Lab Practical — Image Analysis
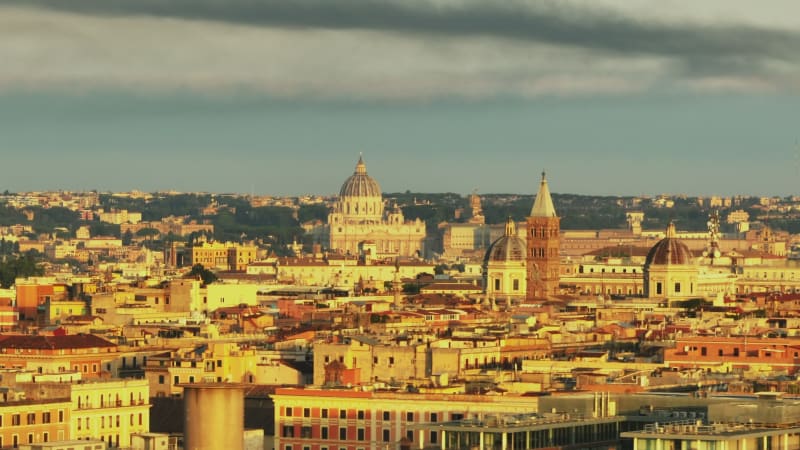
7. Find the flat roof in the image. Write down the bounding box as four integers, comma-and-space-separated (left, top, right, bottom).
622, 422, 800, 440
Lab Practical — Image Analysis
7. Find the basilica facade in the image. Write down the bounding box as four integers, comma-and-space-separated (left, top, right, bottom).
326, 157, 426, 258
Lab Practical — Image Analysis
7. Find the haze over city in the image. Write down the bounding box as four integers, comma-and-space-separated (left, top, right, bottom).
2, 0, 800, 196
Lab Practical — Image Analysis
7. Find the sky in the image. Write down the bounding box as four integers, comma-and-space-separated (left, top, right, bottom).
1, 0, 799, 197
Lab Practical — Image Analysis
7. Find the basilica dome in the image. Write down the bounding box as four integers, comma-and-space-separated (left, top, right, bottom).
645, 222, 693, 266
340, 156, 382, 198
485, 218, 526, 263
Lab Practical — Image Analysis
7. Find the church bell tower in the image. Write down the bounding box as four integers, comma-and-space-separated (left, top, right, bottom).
526, 172, 560, 299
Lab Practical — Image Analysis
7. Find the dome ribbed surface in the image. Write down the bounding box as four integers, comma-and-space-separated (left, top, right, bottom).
485, 235, 526, 263
339, 157, 382, 198
645, 238, 693, 266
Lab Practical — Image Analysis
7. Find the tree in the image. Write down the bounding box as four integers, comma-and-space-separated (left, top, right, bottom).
136, 227, 161, 241
122, 230, 134, 246
89, 222, 121, 238
186, 264, 217, 286
0, 252, 44, 288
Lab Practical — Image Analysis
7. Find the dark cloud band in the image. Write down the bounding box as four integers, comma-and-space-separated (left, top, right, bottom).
8, 0, 800, 78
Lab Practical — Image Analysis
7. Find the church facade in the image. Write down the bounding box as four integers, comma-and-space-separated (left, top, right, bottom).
327, 157, 426, 258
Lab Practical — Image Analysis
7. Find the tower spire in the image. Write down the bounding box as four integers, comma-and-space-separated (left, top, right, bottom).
530, 170, 557, 217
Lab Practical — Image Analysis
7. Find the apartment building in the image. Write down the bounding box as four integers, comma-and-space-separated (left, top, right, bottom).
664, 336, 800, 374
273, 388, 541, 450
70, 379, 151, 448
0, 335, 118, 379
0, 396, 70, 448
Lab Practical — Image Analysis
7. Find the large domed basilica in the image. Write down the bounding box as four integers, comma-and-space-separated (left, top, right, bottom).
327, 157, 426, 258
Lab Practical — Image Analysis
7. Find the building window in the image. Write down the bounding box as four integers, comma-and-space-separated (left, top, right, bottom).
59, 410, 64, 422
286, 407, 293, 417
283, 426, 295, 437
339, 410, 347, 419
406, 431, 414, 442
357, 429, 365, 441
357, 410, 365, 420
406, 412, 414, 422
339, 427, 347, 440
656, 282, 662, 295
701, 347, 707, 356
42, 412, 51, 424
301, 426, 312, 438
513, 279, 519, 291
322, 427, 329, 439
383, 429, 390, 442
43, 432, 49, 442
494, 279, 500, 290
430, 413, 438, 423
674, 282, 681, 293
173, 376, 179, 385
322, 409, 328, 418
304, 408, 311, 418
383, 411, 390, 421
12, 414, 20, 426
431, 431, 438, 444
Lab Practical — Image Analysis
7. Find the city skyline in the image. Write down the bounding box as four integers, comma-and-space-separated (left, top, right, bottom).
2, 1, 799, 196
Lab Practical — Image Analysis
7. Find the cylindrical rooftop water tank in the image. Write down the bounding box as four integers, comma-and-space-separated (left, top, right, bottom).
184, 384, 245, 450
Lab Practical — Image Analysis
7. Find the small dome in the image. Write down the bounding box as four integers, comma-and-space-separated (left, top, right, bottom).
339, 156, 382, 198
485, 218, 525, 263
645, 222, 693, 266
